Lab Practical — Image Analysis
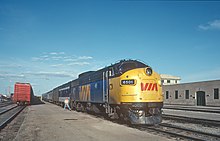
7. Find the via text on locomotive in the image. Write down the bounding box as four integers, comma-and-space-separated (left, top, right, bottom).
42, 60, 163, 124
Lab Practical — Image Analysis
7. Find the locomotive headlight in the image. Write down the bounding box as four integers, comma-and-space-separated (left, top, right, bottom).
145, 67, 153, 76
138, 110, 144, 117
133, 110, 144, 117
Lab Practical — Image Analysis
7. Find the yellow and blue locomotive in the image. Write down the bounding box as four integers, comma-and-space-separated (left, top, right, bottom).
107, 60, 163, 124
72, 59, 163, 124
45, 59, 163, 125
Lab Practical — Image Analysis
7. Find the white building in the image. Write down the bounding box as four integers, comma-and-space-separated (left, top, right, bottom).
160, 74, 181, 85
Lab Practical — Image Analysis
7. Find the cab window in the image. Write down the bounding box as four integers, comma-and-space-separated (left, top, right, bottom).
109, 67, 115, 77
118, 62, 136, 74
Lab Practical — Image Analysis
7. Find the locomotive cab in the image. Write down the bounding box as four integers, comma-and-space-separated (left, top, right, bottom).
109, 60, 163, 124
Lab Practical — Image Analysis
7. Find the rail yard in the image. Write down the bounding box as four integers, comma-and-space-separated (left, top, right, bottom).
1, 59, 220, 141
1, 100, 220, 141
1, 102, 170, 141
1, 0, 220, 140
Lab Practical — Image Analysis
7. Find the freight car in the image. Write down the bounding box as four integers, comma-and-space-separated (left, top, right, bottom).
44, 60, 163, 124
13, 82, 34, 105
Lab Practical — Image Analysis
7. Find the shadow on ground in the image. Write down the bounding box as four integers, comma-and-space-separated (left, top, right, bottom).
32, 96, 45, 105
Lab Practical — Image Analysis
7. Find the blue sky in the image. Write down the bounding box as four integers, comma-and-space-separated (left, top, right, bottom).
0, 0, 220, 96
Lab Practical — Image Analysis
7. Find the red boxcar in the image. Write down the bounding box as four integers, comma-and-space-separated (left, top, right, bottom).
13, 82, 34, 105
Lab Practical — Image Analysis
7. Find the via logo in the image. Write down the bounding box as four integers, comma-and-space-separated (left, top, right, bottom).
141, 83, 158, 91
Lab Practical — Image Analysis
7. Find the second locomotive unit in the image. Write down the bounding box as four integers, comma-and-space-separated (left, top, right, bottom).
43, 60, 163, 124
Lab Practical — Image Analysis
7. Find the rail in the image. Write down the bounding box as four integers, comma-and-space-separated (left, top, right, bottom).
144, 123, 220, 141
0, 105, 18, 115
162, 114, 220, 126
0, 101, 14, 108
163, 106, 220, 113
0, 106, 26, 130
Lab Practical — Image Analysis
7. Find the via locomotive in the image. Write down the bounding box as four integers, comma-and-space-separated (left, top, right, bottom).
42, 60, 163, 124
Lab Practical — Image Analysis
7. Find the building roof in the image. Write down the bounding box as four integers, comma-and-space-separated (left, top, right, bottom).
160, 74, 181, 80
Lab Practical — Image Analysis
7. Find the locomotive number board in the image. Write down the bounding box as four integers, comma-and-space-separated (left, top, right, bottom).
121, 79, 135, 85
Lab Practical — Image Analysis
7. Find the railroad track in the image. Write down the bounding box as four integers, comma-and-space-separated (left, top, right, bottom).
81, 108, 220, 141
0, 101, 14, 108
163, 107, 220, 114
0, 105, 18, 115
162, 114, 220, 127
124, 114, 220, 141
0, 105, 26, 130
144, 123, 220, 141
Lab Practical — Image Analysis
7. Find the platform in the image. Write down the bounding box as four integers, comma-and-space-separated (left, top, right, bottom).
14, 102, 172, 141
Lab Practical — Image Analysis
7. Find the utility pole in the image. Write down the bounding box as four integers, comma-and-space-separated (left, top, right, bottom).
8, 86, 10, 96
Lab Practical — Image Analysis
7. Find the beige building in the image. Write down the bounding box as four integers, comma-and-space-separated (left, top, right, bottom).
162, 80, 220, 106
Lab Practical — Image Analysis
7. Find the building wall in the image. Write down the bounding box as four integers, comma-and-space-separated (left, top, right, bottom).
162, 80, 220, 106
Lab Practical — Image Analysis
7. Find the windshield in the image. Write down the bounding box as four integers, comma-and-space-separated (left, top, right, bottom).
118, 62, 137, 74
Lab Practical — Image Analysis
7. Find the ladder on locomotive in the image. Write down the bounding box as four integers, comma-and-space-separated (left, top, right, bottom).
103, 71, 110, 114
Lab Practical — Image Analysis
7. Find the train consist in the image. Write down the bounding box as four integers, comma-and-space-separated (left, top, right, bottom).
42, 60, 163, 124
13, 82, 34, 105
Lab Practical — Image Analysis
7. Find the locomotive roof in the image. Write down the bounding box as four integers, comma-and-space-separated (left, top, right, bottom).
109, 59, 148, 68
78, 59, 148, 78
79, 71, 95, 78
47, 59, 149, 93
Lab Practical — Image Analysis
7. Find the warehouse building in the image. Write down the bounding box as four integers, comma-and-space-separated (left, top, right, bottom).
162, 80, 220, 106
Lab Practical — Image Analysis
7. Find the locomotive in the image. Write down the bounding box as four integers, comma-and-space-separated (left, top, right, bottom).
42, 60, 163, 124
